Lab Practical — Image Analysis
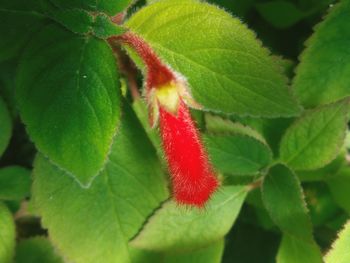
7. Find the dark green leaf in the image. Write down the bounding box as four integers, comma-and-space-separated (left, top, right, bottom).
304, 182, 340, 227
208, 0, 256, 17
32, 103, 168, 263
256, 1, 305, 29
163, 239, 224, 263
93, 14, 126, 39
126, 0, 301, 117
0, 61, 18, 118
326, 167, 350, 215
50, 0, 132, 16
15, 237, 64, 263
222, 222, 280, 263
0, 0, 47, 61
0, 166, 31, 201
0, 97, 11, 156
44, 6, 93, 34
16, 24, 121, 186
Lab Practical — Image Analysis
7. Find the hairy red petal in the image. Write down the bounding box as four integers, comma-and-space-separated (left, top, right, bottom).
159, 100, 219, 207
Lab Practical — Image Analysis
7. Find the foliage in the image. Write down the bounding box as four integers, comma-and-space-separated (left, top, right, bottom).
0, 0, 349, 262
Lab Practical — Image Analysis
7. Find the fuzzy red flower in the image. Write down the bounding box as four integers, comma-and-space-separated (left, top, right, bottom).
114, 32, 219, 207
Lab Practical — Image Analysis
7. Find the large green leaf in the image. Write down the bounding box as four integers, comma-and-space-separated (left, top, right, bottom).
126, 0, 301, 117
0, 97, 11, 156
130, 186, 247, 252
15, 237, 64, 263
293, 0, 350, 107
32, 103, 168, 263
0, 166, 31, 201
325, 221, 350, 263
50, 0, 132, 16
0, 202, 15, 263
277, 234, 323, 263
279, 100, 348, 170
16, 24, 121, 186
262, 164, 315, 242
0, 0, 47, 61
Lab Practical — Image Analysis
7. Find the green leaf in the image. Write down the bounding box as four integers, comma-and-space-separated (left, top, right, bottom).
0, 202, 15, 263
93, 14, 126, 39
0, 97, 11, 156
0, 166, 31, 201
279, 100, 348, 171
15, 237, 64, 263
222, 222, 280, 263
50, 0, 132, 16
326, 167, 350, 215
277, 234, 323, 263
129, 249, 162, 263
262, 164, 315, 243
205, 114, 267, 144
163, 239, 224, 263
263, 165, 323, 262
40, 1, 125, 38
297, 152, 345, 182
204, 134, 272, 176
130, 240, 224, 263
304, 182, 340, 227
239, 117, 294, 156
32, 102, 168, 263
126, 0, 301, 118
0, 0, 47, 61
42, 3, 94, 35
293, 0, 350, 108
0, 61, 18, 118
256, 1, 305, 29
130, 186, 247, 251
16, 24, 121, 186
325, 221, 350, 263
207, 0, 256, 17
132, 99, 161, 154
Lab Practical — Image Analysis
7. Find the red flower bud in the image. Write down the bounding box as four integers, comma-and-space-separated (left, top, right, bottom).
159, 100, 219, 206
114, 32, 219, 207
